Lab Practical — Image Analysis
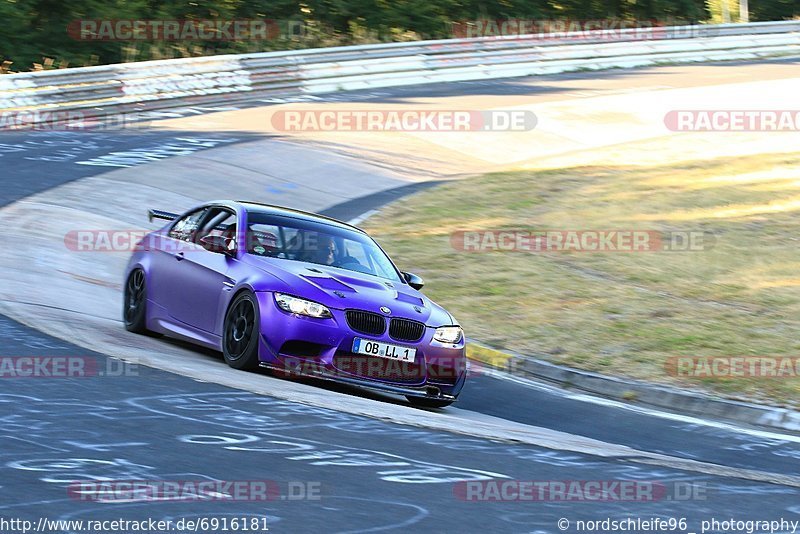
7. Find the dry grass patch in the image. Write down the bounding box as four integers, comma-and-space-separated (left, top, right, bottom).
364, 152, 800, 407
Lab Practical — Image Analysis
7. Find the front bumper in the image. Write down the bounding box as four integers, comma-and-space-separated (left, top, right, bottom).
258, 361, 460, 400
255, 292, 467, 399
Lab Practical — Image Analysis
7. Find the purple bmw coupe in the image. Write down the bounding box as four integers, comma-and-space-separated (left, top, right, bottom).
123, 200, 466, 407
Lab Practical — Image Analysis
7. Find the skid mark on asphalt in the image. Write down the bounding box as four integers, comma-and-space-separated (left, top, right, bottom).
2, 369, 799, 530
3, 294, 800, 489
134, 392, 800, 489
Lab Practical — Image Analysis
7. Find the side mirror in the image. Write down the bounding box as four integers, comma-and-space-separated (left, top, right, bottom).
200, 235, 235, 256
402, 271, 424, 291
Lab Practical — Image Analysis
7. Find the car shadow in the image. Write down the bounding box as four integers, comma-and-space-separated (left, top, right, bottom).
154, 335, 436, 409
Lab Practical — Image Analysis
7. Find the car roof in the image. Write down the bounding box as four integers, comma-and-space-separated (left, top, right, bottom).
229, 200, 366, 234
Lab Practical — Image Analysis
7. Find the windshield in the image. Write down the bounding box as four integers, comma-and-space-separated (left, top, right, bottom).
244, 212, 403, 283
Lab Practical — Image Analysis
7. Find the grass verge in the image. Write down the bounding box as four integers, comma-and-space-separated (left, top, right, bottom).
363, 152, 800, 407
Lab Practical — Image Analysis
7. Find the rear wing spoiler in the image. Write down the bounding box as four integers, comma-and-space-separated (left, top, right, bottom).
148, 209, 179, 223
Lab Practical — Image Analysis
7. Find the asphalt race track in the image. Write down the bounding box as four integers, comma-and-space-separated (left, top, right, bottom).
2, 62, 800, 533
3, 315, 800, 532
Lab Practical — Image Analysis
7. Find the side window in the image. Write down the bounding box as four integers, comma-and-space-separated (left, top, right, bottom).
168, 209, 207, 242
198, 209, 237, 241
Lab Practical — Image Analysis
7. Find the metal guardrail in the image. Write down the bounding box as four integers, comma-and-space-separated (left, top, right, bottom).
1, 20, 799, 122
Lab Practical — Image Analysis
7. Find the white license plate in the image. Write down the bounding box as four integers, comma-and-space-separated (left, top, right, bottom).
352, 338, 416, 363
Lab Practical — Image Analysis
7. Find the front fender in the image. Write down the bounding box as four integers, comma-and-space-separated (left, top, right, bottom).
213, 257, 292, 336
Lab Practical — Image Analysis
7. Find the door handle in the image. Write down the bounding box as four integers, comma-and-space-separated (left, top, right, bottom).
175, 252, 185, 261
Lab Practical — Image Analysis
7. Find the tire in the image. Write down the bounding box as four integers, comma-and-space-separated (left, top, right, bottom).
406, 396, 454, 409
222, 292, 261, 370
123, 269, 149, 334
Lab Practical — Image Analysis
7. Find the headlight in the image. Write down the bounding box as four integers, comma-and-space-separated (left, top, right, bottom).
274, 293, 332, 318
433, 326, 463, 344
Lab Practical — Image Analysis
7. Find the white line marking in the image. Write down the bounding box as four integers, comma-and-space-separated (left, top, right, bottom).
348, 209, 378, 226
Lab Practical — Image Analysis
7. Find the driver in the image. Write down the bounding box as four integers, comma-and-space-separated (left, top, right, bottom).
314, 234, 337, 266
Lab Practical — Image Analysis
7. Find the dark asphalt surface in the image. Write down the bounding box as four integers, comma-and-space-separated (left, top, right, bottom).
458, 374, 800, 476
3, 63, 800, 532
2, 314, 799, 533
0, 130, 260, 206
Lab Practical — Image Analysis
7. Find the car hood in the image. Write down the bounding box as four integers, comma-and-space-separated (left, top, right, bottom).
241, 255, 455, 326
